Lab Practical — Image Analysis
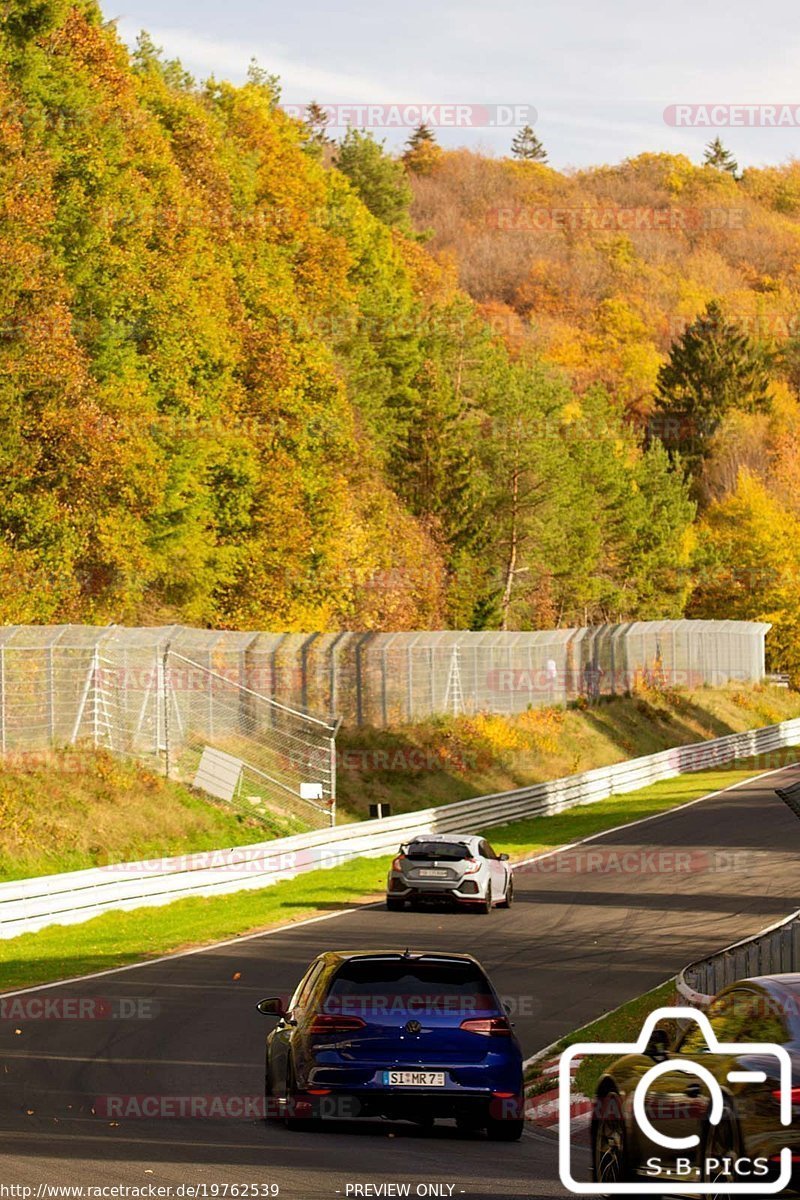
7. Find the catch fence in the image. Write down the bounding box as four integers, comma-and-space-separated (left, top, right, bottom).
0, 620, 771, 741
0, 626, 338, 829
0, 620, 771, 824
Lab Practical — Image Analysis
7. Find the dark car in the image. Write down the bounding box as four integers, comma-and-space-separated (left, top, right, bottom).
385, 834, 513, 912
257, 949, 524, 1139
590, 974, 800, 1190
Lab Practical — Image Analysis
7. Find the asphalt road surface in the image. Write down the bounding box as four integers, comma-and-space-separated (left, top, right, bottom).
1, 763, 799, 1200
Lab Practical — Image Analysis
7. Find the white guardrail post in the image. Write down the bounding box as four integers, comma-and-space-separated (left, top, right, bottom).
1, 716, 799, 940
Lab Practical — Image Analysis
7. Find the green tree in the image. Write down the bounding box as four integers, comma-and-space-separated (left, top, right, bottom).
510, 125, 547, 162
334, 129, 412, 227
482, 363, 567, 628
245, 59, 280, 106
302, 100, 333, 154
0, 0, 716, 635
654, 301, 774, 482
703, 136, 738, 176
402, 123, 442, 175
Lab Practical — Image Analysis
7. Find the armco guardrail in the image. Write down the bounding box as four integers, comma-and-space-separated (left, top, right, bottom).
678, 908, 800, 1007
2, 717, 799, 941
675, 776, 800, 1006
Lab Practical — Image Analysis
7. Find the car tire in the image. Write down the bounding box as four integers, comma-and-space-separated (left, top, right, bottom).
386, 897, 405, 911
592, 1089, 634, 1183
486, 1116, 524, 1141
284, 1060, 318, 1132
498, 874, 514, 908
702, 1106, 743, 1192
478, 884, 492, 914
264, 1064, 280, 1124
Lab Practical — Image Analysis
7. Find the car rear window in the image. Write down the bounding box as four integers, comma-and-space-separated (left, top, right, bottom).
324, 958, 496, 1017
405, 841, 472, 861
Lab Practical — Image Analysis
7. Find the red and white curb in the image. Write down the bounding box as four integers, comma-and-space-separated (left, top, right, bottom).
525, 1054, 593, 1135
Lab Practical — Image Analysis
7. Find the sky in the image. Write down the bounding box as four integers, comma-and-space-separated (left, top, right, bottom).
113, 0, 800, 170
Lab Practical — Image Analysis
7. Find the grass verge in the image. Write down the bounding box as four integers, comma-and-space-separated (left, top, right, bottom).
524, 980, 679, 1101
337, 683, 800, 818
0, 749, 295, 882
0, 750, 791, 995
3, 684, 797, 881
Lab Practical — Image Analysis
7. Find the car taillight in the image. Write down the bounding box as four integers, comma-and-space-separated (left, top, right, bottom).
308, 1014, 366, 1034
391, 855, 405, 870
773, 1087, 800, 1103
460, 1017, 512, 1036
462, 858, 481, 874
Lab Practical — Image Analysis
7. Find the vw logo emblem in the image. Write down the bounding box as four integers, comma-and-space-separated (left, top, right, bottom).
405, 1019, 422, 1035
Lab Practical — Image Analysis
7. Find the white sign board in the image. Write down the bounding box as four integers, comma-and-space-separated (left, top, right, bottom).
194, 747, 243, 802
300, 781, 324, 801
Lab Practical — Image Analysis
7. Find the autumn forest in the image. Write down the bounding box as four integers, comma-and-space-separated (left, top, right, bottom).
4, 1, 800, 677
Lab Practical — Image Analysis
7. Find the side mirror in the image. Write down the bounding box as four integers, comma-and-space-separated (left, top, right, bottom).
645, 1028, 670, 1061
256, 996, 287, 1018
499, 853, 510, 861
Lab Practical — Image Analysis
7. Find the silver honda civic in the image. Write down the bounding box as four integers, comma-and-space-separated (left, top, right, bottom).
385, 834, 513, 913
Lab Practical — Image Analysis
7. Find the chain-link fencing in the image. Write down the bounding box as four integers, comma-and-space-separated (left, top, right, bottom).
0, 618, 770, 785
219, 620, 765, 725
337, 620, 770, 724
0, 626, 338, 829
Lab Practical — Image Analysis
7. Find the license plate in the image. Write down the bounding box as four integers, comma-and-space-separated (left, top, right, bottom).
417, 868, 447, 878
382, 1071, 446, 1087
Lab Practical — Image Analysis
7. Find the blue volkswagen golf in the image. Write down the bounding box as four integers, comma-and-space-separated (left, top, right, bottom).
257, 949, 524, 1139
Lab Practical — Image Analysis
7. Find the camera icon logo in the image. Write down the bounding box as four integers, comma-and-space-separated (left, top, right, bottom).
558, 1006, 794, 1195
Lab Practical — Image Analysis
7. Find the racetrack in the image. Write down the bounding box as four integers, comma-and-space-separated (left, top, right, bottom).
2, 763, 800, 1199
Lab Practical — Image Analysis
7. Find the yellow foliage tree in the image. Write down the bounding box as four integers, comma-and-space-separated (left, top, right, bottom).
690, 471, 800, 681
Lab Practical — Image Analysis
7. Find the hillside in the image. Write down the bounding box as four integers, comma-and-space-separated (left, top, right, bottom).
410, 150, 800, 414
0, 0, 693, 639
410, 151, 800, 675
4, 683, 799, 880
0, 748, 274, 880
336, 682, 800, 817
2, 1, 800, 680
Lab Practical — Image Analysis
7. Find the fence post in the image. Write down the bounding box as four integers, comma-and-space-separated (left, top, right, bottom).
162, 650, 170, 779
301, 633, 320, 713
47, 646, 55, 746
329, 632, 347, 719
406, 633, 423, 722
92, 646, 100, 749
380, 634, 400, 727
329, 717, 342, 828
208, 648, 214, 742
355, 634, 371, 727
0, 645, 5, 755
